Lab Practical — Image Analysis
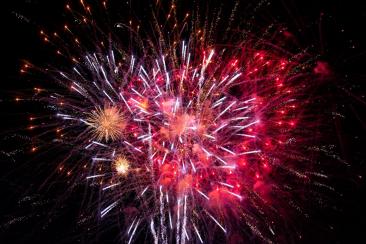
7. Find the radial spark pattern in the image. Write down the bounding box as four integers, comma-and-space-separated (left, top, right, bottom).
21, 1, 321, 243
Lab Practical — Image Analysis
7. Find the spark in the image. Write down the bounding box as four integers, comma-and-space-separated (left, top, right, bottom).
100, 201, 118, 218
195, 189, 210, 200
86, 174, 105, 179
102, 183, 121, 191
193, 223, 204, 243
207, 212, 227, 234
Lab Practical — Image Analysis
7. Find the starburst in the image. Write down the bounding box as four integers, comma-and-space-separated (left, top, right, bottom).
114, 156, 130, 176
86, 105, 125, 141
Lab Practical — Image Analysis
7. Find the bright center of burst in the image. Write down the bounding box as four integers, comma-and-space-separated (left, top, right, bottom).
114, 157, 130, 175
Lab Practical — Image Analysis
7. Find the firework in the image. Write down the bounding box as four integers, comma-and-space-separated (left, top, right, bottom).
22, 0, 322, 243
114, 156, 130, 176
86, 105, 126, 141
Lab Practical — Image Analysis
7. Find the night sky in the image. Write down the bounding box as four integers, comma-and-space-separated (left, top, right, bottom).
1, 0, 366, 243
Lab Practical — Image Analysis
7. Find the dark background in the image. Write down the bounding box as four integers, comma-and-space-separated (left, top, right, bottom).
1, 0, 366, 243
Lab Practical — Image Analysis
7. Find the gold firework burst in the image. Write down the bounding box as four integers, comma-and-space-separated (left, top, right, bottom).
114, 156, 130, 176
87, 105, 126, 141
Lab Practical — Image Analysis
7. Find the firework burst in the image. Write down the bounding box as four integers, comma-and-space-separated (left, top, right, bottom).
20, 0, 327, 243
86, 105, 126, 141
114, 156, 130, 176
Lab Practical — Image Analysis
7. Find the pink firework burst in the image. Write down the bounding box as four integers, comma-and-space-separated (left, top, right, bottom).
20, 1, 322, 243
